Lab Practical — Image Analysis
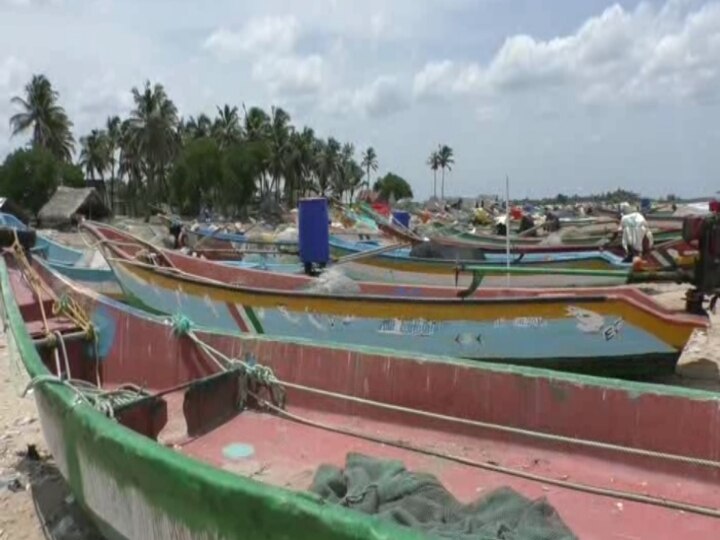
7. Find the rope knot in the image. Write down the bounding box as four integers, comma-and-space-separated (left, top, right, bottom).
55, 293, 71, 313
171, 313, 193, 336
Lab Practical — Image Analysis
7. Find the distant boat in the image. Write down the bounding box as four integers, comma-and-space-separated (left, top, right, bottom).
0, 212, 121, 297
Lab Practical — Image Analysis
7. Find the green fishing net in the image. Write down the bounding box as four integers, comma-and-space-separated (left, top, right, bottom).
311, 453, 576, 540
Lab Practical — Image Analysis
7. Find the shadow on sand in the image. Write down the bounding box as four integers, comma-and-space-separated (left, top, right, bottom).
645, 358, 720, 392
14, 449, 104, 540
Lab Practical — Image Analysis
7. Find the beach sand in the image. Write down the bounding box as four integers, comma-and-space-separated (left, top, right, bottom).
0, 282, 717, 538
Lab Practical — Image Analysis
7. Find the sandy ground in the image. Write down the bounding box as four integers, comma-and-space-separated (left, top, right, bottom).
0, 333, 103, 539
0, 282, 718, 538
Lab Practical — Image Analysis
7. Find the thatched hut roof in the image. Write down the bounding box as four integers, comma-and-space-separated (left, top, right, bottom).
38, 186, 110, 229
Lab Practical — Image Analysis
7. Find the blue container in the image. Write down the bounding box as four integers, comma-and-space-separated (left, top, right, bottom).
298, 198, 329, 265
392, 210, 410, 229
640, 198, 651, 210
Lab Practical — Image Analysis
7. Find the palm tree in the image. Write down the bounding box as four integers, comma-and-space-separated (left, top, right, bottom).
339, 145, 364, 203
285, 126, 318, 201
118, 119, 143, 215
427, 150, 440, 199
316, 137, 340, 196
360, 147, 378, 191
243, 105, 271, 141
79, 129, 110, 185
333, 142, 355, 201
182, 114, 213, 140
126, 81, 180, 204
437, 144, 454, 200
10, 74, 75, 161
267, 106, 292, 199
105, 116, 121, 212
212, 104, 242, 148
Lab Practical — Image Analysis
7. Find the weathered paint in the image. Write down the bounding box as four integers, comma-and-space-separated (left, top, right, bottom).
112, 259, 685, 369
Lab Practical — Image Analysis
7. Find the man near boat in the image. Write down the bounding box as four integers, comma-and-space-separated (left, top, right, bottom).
619, 203, 654, 262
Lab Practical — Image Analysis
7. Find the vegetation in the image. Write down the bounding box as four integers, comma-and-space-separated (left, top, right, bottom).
4, 74, 396, 217
360, 147, 378, 191
9, 75, 75, 162
437, 144, 454, 201
427, 150, 440, 199
0, 148, 84, 216
373, 172, 413, 201
543, 189, 641, 205
426, 144, 453, 200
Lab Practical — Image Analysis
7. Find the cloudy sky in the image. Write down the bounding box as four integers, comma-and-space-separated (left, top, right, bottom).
1, 0, 719, 199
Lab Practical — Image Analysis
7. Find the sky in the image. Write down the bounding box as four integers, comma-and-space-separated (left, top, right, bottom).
1, 0, 720, 199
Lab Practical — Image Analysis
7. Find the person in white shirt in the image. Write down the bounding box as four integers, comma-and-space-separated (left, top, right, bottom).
619, 204, 653, 262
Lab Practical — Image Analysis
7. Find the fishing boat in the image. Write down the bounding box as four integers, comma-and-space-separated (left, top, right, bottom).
0, 212, 122, 297
83, 221, 708, 377
184, 225, 299, 261
329, 236, 635, 272
2, 243, 720, 539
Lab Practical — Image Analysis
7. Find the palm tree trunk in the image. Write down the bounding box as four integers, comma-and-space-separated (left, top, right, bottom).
433, 170, 437, 199
110, 160, 115, 214
441, 167, 445, 201
99, 171, 107, 208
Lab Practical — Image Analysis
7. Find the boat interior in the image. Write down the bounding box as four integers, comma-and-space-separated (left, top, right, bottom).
5, 251, 720, 538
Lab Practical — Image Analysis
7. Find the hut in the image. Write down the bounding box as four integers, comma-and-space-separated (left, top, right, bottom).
38, 187, 110, 229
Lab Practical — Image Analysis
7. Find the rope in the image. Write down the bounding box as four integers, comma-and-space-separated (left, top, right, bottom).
171, 313, 720, 470
54, 331, 72, 380
253, 394, 720, 519
8, 229, 99, 381
170, 313, 285, 408
10, 230, 51, 336
52, 293, 94, 339
23, 375, 145, 419
279, 381, 720, 469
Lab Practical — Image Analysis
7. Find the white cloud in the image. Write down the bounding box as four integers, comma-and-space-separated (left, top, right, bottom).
412, 60, 455, 98
370, 12, 387, 40
203, 15, 298, 59
0, 56, 27, 89
325, 75, 408, 118
252, 54, 324, 95
353, 75, 408, 117
413, 2, 720, 106
203, 15, 325, 97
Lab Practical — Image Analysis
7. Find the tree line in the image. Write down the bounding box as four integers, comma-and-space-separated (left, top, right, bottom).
2, 74, 456, 218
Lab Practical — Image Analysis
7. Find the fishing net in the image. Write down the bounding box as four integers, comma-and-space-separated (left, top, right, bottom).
311, 453, 576, 540
305, 268, 361, 295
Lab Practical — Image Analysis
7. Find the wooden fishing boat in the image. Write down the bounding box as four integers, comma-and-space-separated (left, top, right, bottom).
85, 222, 643, 295
444, 226, 682, 252
184, 226, 299, 261
0, 213, 122, 297
2, 245, 720, 539
330, 236, 635, 272
84, 221, 708, 377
